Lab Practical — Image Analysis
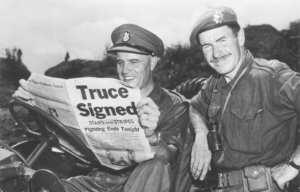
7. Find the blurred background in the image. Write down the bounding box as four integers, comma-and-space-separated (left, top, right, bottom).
0, 0, 299, 145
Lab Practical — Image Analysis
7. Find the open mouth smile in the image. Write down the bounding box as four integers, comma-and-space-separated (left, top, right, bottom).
123, 76, 135, 82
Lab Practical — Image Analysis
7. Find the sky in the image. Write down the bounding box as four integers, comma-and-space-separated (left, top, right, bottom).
0, 0, 299, 74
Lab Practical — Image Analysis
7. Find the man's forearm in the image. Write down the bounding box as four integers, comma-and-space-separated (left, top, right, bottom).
271, 142, 300, 189
189, 105, 208, 136
291, 144, 300, 166
147, 131, 176, 161
189, 105, 211, 180
150, 142, 177, 163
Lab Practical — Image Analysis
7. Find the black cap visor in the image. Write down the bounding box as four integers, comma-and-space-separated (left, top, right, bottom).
107, 43, 155, 56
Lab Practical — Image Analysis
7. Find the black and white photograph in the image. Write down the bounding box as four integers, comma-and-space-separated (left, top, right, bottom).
0, 0, 300, 191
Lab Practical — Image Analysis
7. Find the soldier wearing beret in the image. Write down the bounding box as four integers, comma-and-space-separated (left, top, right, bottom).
189, 6, 300, 191
13, 24, 189, 192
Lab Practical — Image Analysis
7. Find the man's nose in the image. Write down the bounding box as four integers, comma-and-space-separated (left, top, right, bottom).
122, 62, 131, 74
212, 47, 223, 58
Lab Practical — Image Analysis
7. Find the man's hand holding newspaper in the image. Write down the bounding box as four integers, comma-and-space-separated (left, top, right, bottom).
13, 79, 34, 101
136, 98, 161, 143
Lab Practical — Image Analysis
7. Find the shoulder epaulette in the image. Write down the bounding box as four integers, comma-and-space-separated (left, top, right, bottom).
165, 88, 186, 101
255, 58, 289, 75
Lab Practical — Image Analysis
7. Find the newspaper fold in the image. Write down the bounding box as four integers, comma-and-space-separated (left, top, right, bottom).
27, 73, 154, 170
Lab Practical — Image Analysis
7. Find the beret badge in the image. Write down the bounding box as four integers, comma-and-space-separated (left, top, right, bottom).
122, 32, 130, 42
213, 12, 223, 24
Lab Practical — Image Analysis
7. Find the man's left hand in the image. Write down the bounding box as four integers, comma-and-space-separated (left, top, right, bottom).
271, 162, 299, 190
136, 97, 160, 138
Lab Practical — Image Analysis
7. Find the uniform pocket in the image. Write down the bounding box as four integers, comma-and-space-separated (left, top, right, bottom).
244, 166, 269, 191
228, 105, 263, 154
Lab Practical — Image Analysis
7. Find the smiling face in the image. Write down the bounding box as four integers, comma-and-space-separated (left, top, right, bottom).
116, 52, 157, 98
198, 25, 245, 82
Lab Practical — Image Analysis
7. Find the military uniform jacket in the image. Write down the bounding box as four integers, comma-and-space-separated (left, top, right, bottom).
191, 51, 300, 171
148, 83, 189, 158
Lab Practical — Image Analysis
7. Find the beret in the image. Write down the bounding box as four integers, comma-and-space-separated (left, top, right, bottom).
190, 6, 239, 45
107, 24, 164, 57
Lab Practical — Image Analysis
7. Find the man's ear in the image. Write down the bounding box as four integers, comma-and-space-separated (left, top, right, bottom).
150, 56, 158, 71
237, 28, 245, 47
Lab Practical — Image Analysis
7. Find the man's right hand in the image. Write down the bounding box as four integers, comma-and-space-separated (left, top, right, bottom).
190, 133, 211, 180
12, 79, 34, 100
189, 105, 211, 180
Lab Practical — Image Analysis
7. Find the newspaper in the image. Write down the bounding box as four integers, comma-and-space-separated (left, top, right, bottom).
26, 73, 154, 170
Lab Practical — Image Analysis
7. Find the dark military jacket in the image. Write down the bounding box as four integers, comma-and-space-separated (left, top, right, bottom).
149, 83, 189, 156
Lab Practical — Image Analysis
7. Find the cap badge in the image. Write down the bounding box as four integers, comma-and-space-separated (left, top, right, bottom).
213, 12, 223, 24
122, 32, 130, 42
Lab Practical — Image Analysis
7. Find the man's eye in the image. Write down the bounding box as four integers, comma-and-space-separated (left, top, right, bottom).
202, 45, 210, 50
218, 39, 225, 43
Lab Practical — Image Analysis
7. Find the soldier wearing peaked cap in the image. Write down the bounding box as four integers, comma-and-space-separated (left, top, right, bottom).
13, 24, 190, 192
189, 6, 300, 192
65, 24, 189, 192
